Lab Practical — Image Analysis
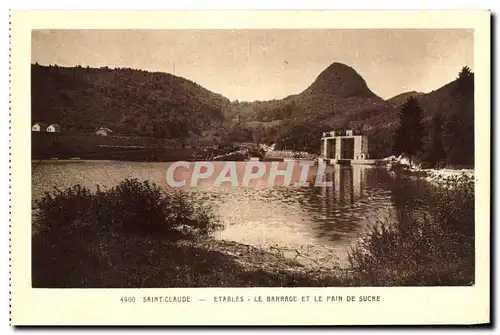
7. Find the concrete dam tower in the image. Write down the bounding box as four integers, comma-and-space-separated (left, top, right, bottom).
320, 130, 375, 165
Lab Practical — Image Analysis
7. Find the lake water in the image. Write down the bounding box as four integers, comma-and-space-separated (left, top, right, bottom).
32, 161, 430, 267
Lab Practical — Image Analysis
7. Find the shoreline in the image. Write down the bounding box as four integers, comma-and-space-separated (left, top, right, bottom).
182, 239, 345, 276
400, 167, 474, 186
32, 226, 348, 287
32, 209, 345, 275
382, 155, 474, 186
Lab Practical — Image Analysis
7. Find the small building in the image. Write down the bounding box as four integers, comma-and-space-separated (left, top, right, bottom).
95, 127, 113, 136
46, 124, 61, 133
32, 122, 47, 132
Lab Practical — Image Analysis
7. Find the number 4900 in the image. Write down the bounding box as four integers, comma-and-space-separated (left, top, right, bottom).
120, 296, 136, 303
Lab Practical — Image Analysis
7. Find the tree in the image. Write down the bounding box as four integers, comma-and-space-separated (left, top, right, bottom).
443, 100, 475, 167
458, 65, 472, 79
422, 113, 446, 168
441, 66, 475, 167
392, 97, 424, 166
456, 66, 474, 96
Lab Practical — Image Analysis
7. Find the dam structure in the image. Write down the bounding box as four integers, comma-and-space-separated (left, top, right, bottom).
319, 130, 377, 165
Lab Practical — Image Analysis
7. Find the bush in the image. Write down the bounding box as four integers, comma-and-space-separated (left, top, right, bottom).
97, 179, 172, 235
35, 178, 222, 239
37, 184, 97, 237
347, 175, 474, 286
33, 179, 223, 287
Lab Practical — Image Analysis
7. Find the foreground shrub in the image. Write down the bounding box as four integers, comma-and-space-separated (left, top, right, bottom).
347, 217, 473, 286
347, 176, 474, 286
36, 178, 222, 239
33, 179, 224, 287
36, 184, 97, 238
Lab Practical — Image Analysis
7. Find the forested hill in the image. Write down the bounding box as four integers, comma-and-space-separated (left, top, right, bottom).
31, 64, 231, 138
222, 62, 397, 156
229, 62, 390, 124
31, 63, 474, 165
31, 62, 392, 146
346, 70, 474, 165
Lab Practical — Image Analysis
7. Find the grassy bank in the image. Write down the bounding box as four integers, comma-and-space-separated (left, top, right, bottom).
33, 235, 347, 287
32, 177, 474, 287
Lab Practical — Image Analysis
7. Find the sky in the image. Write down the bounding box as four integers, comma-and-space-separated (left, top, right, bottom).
32, 29, 473, 101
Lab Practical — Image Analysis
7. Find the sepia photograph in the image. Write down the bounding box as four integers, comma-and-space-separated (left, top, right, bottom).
9, 10, 490, 326
30, 28, 475, 288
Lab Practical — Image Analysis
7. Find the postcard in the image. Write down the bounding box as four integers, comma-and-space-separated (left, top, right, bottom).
10, 10, 490, 325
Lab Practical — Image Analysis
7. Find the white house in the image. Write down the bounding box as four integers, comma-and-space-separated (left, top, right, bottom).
46, 124, 61, 133
32, 122, 47, 132
95, 127, 113, 136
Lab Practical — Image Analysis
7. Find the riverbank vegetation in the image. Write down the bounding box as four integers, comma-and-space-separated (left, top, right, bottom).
33, 175, 474, 287
348, 174, 474, 285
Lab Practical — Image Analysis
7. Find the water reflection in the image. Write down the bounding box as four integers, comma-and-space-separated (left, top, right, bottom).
304, 165, 394, 242
210, 165, 396, 264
